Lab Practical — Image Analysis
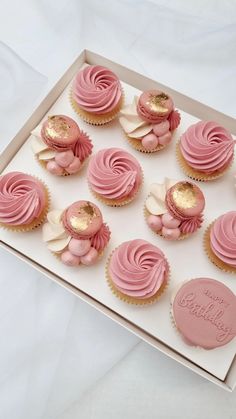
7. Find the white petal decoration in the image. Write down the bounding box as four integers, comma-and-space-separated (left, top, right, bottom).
120, 96, 139, 116
146, 178, 178, 215
47, 237, 71, 253
145, 195, 166, 215
165, 177, 177, 190
119, 96, 152, 137
128, 124, 152, 138
119, 115, 146, 134
38, 149, 56, 160
42, 223, 69, 242
150, 183, 167, 202
31, 135, 48, 154
31, 123, 42, 139
47, 209, 64, 226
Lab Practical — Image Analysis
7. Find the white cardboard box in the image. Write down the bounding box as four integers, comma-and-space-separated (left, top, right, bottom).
1, 50, 236, 391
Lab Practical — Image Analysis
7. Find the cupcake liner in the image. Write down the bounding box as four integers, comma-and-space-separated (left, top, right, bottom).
105, 249, 170, 305
143, 205, 189, 241
176, 141, 233, 182
0, 180, 50, 232
88, 170, 144, 208
125, 132, 166, 154
203, 223, 236, 274
70, 89, 125, 126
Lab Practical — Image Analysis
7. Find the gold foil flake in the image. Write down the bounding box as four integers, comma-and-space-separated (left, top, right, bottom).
70, 215, 89, 231
172, 182, 197, 209
69, 202, 97, 232
80, 202, 97, 217
46, 116, 70, 139
146, 93, 169, 114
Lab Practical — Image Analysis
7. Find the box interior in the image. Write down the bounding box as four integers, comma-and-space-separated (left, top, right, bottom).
1, 51, 235, 388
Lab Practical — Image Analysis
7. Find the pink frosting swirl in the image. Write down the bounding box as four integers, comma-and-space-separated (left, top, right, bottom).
168, 110, 181, 131
0, 172, 46, 226
109, 239, 168, 299
72, 130, 93, 162
210, 211, 236, 267
180, 216, 203, 234
87, 148, 142, 201
90, 223, 111, 252
180, 121, 235, 174
72, 65, 122, 115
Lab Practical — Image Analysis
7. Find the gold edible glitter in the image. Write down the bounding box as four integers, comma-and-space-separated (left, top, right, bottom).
69, 202, 97, 232
172, 182, 197, 209
46, 116, 70, 139
146, 93, 169, 114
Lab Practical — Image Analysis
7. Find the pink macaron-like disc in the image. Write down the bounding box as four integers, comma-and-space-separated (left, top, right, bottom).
167, 181, 205, 218
137, 90, 174, 124
41, 115, 80, 151
172, 278, 236, 349
62, 200, 103, 239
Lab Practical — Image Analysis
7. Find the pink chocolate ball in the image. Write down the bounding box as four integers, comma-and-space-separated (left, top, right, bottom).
68, 238, 91, 256
153, 120, 170, 137
61, 250, 80, 266
80, 247, 99, 266
162, 226, 181, 240
141, 133, 158, 151
55, 150, 74, 168
159, 132, 172, 146
147, 214, 162, 232
162, 212, 181, 229
66, 156, 81, 174
46, 160, 64, 175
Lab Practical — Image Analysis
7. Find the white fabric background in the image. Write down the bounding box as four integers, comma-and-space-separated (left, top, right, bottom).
0, 1, 236, 418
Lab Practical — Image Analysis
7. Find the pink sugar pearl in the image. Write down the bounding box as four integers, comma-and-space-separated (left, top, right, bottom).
68, 238, 91, 256
61, 250, 80, 266
162, 226, 180, 240
159, 132, 172, 146
55, 149, 74, 168
147, 214, 162, 232
65, 156, 81, 174
80, 247, 99, 266
153, 120, 170, 137
162, 213, 181, 229
46, 160, 64, 175
141, 133, 158, 151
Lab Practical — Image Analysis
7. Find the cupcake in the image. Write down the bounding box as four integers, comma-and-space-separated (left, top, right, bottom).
87, 147, 142, 206
106, 239, 169, 304
171, 278, 236, 349
145, 178, 205, 240
177, 121, 235, 181
119, 90, 181, 153
31, 115, 93, 176
204, 211, 236, 273
70, 65, 123, 125
0, 171, 49, 231
43, 200, 111, 266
